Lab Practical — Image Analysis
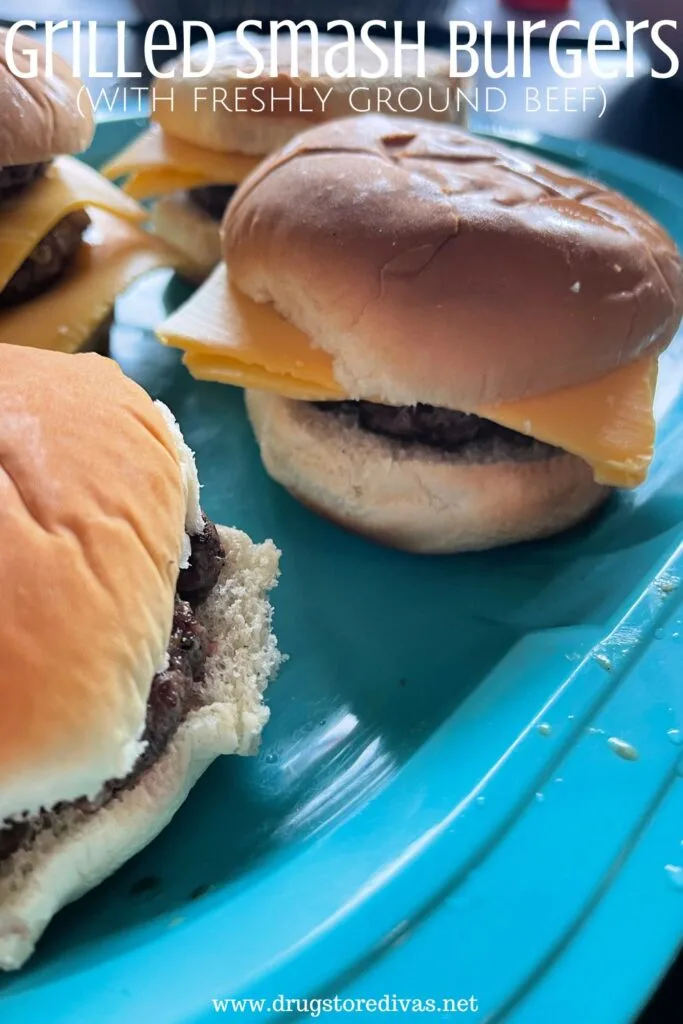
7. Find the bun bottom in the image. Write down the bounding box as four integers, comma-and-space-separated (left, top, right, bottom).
0, 526, 280, 971
150, 193, 222, 284
246, 390, 610, 554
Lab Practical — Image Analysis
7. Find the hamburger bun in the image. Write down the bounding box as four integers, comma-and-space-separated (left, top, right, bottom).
246, 390, 609, 553
0, 27, 93, 164
0, 346, 187, 823
151, 193, 223, 283
224, 115, 683, 409
0, 346, 280, 967
154, 32, 464, 156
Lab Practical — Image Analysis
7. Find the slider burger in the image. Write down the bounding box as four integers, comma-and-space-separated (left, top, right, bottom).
0, 28, 183, 354
102, 32, 465, 282
158, 116, 683, 553
0, 345, 280, 969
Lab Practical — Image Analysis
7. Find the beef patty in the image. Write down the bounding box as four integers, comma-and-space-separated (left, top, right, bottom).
315, 400, 558, 459
188, 184, 238, 222
0, 210, 91, 308
0, 161, 49, 203
0, 518, 226, 864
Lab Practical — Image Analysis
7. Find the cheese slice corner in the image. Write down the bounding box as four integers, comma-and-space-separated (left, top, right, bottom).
158, 264, 345, 401
158, 265, 659, 489
124, 168, 216, 201
478, 356, 658, 489
0, 209, 184, 354
101, 125, 261, 200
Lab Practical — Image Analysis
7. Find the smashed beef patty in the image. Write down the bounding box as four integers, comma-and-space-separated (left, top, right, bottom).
0, 161, 49, 203
0, 210, 91, 308
0, 519, 226, 863
316, 400, 559, 459
188, 184, 238, 222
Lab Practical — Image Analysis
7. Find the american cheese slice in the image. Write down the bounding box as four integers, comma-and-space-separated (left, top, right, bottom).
478, 357, 658, 488
183, 352, 344, 402
0, 156, 146, 291
158, 264, 345, 400
0, 209, 184, 354
101, 125, 260, 199
125, 168, 216, 201
157, 266, 658, 488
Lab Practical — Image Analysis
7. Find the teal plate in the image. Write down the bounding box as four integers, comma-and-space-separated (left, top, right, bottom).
1, 118, 683, 1023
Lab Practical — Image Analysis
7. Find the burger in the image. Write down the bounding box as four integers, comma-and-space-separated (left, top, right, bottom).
102, 32, 465, 282
0, 28, 183, 354
158, 115, 683, 554
0, 345, 280, 970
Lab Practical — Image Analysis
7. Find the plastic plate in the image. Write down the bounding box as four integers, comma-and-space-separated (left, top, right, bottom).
1, 117, 683, 1024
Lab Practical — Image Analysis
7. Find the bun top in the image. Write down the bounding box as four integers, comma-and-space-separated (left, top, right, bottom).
0, 28, 93, 165
154, 32, 460, 156
0, 346, 186, 823
223, 115, 683, 408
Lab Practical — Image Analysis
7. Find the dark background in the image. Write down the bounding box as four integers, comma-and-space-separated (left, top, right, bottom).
0, 1, 679, 1019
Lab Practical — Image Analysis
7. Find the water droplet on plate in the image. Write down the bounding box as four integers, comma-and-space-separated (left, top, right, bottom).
476, 795, 486, 807
535, 792, 545, 803
555, 777, 564, 784
607, 737, 639, 762
654, 628, 665, 640
664, 864, 683, 890
567, 714, 575, 721
264, 752, 277, 764
667, 728, 683, 745
537, 722, 552, 737
587, 726, 605, 736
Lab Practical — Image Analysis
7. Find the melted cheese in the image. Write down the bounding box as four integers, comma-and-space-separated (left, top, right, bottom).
0, 210, 183, 353
157, 266, 658, 488
102, 125, 260, 199
0, 156, 146, 291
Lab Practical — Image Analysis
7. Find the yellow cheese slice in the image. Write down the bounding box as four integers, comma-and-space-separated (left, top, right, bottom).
157, 266, 658, 488
0, 209, 183, 353
478, 357, 658, 488
0, 156, 146, 292
183, 352, 344, 402
125, 168, 216, 201
101, 125, 260, 199
158, 264, 345, 400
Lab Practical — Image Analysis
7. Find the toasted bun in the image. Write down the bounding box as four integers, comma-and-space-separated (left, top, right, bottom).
0, 28, 93, 164
154, 32, 464, 155
0, 347, 187, 824
246, 390, 609, 553
0, 525, 281, 970
150, 193, 222, 283
225, 115, 683, 408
